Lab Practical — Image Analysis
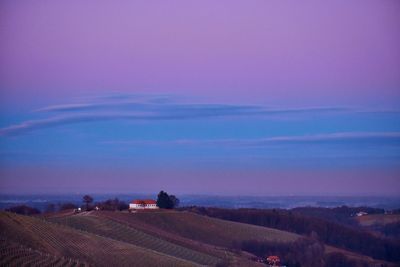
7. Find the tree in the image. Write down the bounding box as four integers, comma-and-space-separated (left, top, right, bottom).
169, 195, 180, 208
157, 191, 171, 209
156, 191, 180, 209
83, 195, 94, 211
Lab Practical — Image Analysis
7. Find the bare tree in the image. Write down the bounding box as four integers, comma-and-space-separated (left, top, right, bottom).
83, 195, 93, 211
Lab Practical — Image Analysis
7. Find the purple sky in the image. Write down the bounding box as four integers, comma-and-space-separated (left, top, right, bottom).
0, 1, 399, 195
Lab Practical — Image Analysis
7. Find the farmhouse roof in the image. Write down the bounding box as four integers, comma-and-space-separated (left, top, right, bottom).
132, 199, 157, 204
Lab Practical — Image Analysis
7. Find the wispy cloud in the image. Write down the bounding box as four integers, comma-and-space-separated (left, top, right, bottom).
253, 132, 400, 144
34, 94, 178, 112
102, 132, 400, 147
0, 94, 349, 136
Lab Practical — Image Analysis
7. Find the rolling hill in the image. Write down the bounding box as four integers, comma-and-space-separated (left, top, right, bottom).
47, 213, 220, 266
0, 211, 205, 267
1, 210, 270, 266
1, 209, 397, 266
95, 210, 300, 247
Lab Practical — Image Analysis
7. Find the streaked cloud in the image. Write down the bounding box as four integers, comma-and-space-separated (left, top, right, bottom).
0, 94, 349, 136
102, 132, 400, 147
34, 94, 178, 112
252, 132, 400, 145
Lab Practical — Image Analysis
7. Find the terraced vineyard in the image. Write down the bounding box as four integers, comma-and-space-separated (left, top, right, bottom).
0, 212, 201, 267
48, 214, 220, 266
97, 210, 300, 247
0, 239, 86, 267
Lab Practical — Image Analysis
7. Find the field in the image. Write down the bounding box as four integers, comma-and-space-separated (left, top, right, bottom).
356, 214, 400, 227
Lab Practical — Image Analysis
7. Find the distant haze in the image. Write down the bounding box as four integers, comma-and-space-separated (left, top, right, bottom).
0, 1, 399, 195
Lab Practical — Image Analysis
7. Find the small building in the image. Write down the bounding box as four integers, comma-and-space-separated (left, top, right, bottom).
129, 199, 158, 210
356, 211, 368, 217
266, 255, 281, 266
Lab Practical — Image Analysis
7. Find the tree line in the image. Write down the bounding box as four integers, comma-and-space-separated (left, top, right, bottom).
5, 191, 180, 214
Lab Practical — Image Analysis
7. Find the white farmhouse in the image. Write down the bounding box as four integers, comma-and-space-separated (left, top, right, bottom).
129, 199, 159, 210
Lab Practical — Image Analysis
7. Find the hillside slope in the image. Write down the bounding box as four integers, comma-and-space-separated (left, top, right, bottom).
48, 211, 268, 266
4, 209, 393, 266
0, 239, 86, 267
185, 207, 400, 266
47, 213, 220, 266
96, 210, 300, 247
0, 212, 201, 267
96, 210, 396, 266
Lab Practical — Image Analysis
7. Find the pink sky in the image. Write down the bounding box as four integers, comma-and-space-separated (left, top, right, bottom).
1, 1, 399, 107
0, 1, 399, 195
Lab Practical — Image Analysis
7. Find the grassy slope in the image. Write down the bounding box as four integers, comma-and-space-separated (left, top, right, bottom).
0, 212, 199, 267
